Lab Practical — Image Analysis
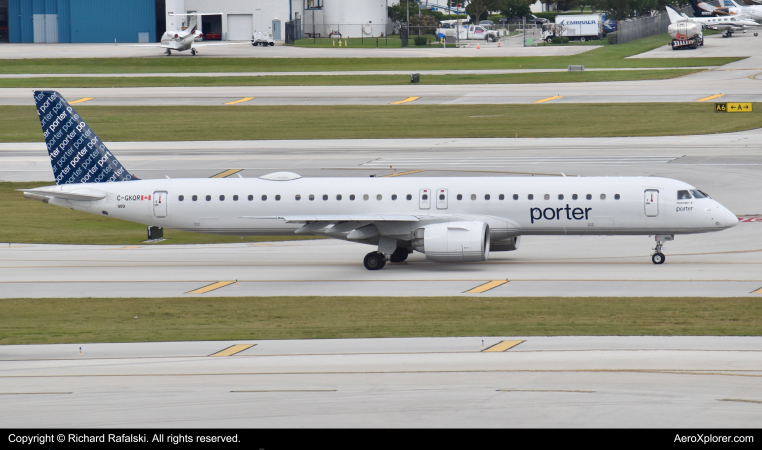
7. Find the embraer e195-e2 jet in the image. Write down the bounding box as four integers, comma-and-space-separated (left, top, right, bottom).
23, 91, 738, 270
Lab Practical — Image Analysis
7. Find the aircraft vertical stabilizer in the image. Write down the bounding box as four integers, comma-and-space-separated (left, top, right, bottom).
33, 91, 136, 185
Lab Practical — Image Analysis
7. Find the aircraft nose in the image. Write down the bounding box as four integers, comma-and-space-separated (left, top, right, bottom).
713, 204, 738, 228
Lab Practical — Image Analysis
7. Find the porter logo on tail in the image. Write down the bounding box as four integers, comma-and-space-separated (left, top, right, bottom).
34, 90, 137, 185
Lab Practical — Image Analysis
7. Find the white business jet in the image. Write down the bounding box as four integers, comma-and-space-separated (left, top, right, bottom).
115, 13, 251, 56
667, 4, 759, 37
24, 91, 738, 270
718, 0, 762, 23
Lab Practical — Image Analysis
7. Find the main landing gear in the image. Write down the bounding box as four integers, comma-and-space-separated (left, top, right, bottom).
651, 235, 673, 265
165, 49, 172, 56
363, 248, 411, 270
191, 48, 197, 56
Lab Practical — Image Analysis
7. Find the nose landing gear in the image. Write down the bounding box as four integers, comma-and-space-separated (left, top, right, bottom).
164, 49, 172, 56
191, 48, 197, 56
651, 235, 673, 265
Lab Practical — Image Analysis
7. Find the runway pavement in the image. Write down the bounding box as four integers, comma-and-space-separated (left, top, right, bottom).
1, 336, 760, 427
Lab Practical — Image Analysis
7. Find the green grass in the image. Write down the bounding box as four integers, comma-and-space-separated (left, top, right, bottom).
3, 103, 761, 143
0, 69, 702, 88
290, 34, 439, 48
0, 182, 320, 245
1, 296, 759, 344
0, 34, 740, 74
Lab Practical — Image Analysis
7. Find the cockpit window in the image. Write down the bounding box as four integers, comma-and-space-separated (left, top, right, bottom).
690, 189, 707, 199
699, 190, 711, 198
677, 190, 692, 200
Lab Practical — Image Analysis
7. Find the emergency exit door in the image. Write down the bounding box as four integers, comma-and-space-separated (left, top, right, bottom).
153, 191, 168, 218
419, 189, 431, 209
436, 189, 448, 209
644, 189, 659, 217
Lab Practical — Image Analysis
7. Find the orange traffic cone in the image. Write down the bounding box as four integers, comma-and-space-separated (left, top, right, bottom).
498, 41, 501, 47
477, 43, 480, 49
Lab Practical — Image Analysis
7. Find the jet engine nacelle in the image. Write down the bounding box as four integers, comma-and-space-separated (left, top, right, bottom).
412, 221, 490, 263
669, 22, 701, 39
490, 236, 521, 252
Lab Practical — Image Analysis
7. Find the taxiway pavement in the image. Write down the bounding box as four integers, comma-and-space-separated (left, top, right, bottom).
1, 336, 760, 427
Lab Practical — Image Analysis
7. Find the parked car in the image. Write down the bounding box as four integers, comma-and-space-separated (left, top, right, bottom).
504, 14, 548, 26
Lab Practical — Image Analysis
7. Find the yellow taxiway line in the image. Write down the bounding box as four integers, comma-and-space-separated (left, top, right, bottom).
210, 169, 243, 178
482, 340, 525, 352
389, 96, 420, 105
209, 344, 255, 357
752, 287, 762, 294
186, 280, 236, 294
696, 94, 725, 102
533, 95, 563, 103
68, 97, 93, 104
225, 97, 255, 105
383, 170, 425, 177
465, 280, 509, 293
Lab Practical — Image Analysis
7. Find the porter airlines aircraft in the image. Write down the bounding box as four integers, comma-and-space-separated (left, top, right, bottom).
24, 91, 738, 270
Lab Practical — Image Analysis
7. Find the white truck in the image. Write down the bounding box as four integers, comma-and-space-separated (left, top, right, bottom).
252, 31, 274, 46
542, 14, 604, 42
435, 23, 500, 42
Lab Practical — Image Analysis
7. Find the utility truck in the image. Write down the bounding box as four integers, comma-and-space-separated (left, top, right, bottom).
436, 23, 500, 42
251, 31, 274, 46
542, 14, 604, 42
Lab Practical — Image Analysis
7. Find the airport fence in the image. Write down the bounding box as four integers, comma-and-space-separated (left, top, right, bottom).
615, 5, 693, 44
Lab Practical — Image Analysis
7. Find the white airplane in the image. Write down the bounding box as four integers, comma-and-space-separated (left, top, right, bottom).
115, 13, 251, 56
719, 0, 762, 23
24, 91, 739, 270
667, 4, 758, 37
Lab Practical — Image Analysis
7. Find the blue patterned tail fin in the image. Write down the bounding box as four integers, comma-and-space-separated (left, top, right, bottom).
33, 90, 137, 185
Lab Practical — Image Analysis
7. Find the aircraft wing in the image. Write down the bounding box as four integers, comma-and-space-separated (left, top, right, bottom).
191, 41, 253, 47
18, 187, 106, 202
114, 40, 171, 48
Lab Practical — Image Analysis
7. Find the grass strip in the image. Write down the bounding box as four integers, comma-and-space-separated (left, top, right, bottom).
0, 182, 319, 245
0, 69, 702, 88
3, 103, 761, 143
0, 35, 739, 74
1, 296, 760, 344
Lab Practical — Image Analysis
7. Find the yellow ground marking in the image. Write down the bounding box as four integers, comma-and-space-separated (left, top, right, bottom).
224, 97, 255, 105
111, 246, 141, 250
752, 287, 762, 294
210, 169, 243, 178
68, 97, 93, 104
186, 280, 236, 294
483, 340, 525, 352
719, 398, 762, 404
389, 96, 420, 105
696, 94, 725, 102
497, 389, 594, 393
210, 344, 255, 357
383, 170, 425, 177
533, 95, 563, 103
231, 389, 336, 392
465, 280, 509, 294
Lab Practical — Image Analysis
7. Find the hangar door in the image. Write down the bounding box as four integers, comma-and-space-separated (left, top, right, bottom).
227, 14, 253, 41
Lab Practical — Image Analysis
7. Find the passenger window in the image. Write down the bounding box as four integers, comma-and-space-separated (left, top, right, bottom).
544, 194, 550, 200
363, 194, 369, 200
275, 195, 281, 201
336, 194, 342, 201
586, 194, 592, 200
439, 194, 445, 200
422, 194, 428, 200
233, 195, 238, 201
689, 189, 706, 199
323, 195, 328, 201
677, 190, 692, 200
248, 195, 253, 201
513, 194, 518, 200
614, 194, 620, 200
558, 194, 564, 200
219, 195, 225, 201
262, 195, 267, 201
179, 195, 184, 201
392, 194, 397, 200
377, 194, 382, 200
600, 194, 606, 200
457, 194, 463, 200
206, 195, 211, 201
192, 195, 198, 201
406, 194, 412, 200
485, 194, 490, 200
499, 194, 504, 200
350, 194, 355, 201
309, 195, 315, 201
528, 194, 534, 200
471, 194, 476, 200
572, 194, 578, 200
295, 195, 301, 201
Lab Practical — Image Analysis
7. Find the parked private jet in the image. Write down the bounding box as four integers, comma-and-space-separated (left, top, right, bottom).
718, 0, 762, 22
116, 13, 251, 56
23, 91, 738, 270
667, 4, 758, 37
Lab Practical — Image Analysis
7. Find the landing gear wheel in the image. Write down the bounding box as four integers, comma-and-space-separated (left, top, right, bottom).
191, 48, 197, 56
652, 253, 665, 265
165, 49, 171, 56
389, 248, 409, 263
756, 32, 759, 37
363, 252, 387, 270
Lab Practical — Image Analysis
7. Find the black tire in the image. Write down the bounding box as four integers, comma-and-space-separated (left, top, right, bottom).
389, 248, 409, 263
269, 42, 274, 46
580, 36, 586, 42
652, 253, 665, 265
363, 252, 386, 270
546, 37, 553, 43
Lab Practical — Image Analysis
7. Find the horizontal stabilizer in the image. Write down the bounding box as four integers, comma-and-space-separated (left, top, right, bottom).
19, 186, 106, 201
